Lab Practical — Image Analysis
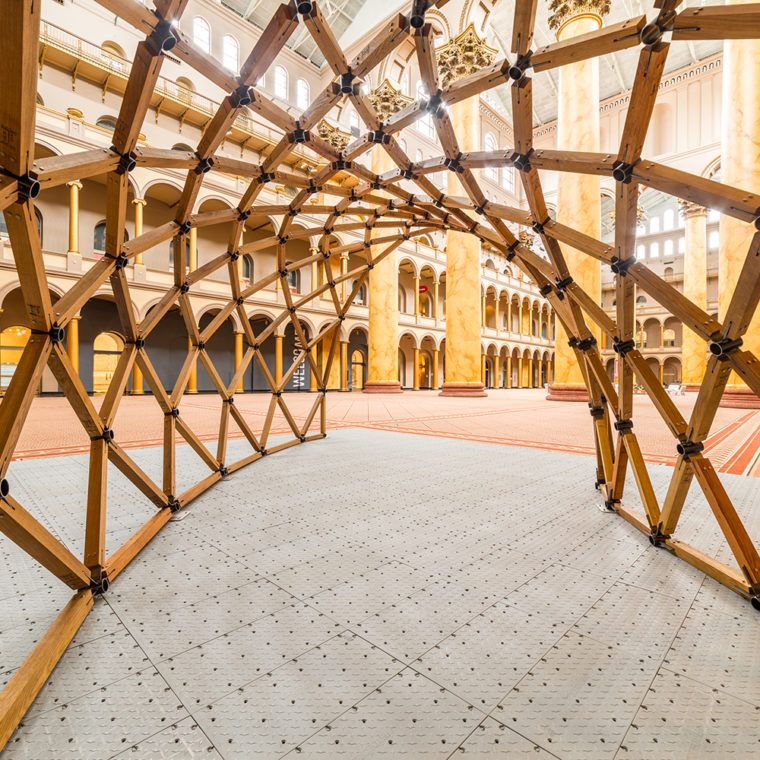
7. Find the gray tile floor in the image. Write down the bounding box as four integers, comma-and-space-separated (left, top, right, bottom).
1, 428, 759, 759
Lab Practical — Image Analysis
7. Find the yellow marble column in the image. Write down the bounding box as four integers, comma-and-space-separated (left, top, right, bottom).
67, 181, 82, 256
325, 331, 341, 390
481, 353, 487, 386
275, 334, 283, 385
719, 0, 760, 407
413, 275, 420, 319
131, 361, 143, 395
365, 145, 402, 393
187, 336, 197, 394
433, 280, 439, 321
432, 349, 439, 390
494, 355, 500, 388
516, 357, 522, 388
132, 198, 146, 265
679, 201, 708, 390
340, 340, 348, 391
67, 315, 80, 376
440, 94, 486, 397
413, 347, 420, 390
506, 356, 511, 388
188, 226, 197, 272
309, 346, 318, 391
340, 255, 348, 302
494, 299, 499, 333
234, 331, 244, 392
481, 294, 487, 327
546, 5, 605, 402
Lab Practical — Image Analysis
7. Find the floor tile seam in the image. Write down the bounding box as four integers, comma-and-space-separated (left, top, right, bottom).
103, 717, 216, 760
611, 578, 708, 758
612, 577, 703, 604
194, 628, 356, 711
656, 664, 760, 709
271, 664, 420, 759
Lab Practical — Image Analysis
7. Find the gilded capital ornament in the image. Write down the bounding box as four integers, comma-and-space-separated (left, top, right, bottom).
368, 79, 413, 122
436, 24, 498, 89
547, 1, 611, 34
316, 119, 351, 151
519, 230, 535, 247
678, 199, 707, 220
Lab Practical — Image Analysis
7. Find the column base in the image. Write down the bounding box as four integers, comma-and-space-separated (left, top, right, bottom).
439, 383, 487, 397
719, 387, 760, 409
683, 383, 701, 393
362, 382, 403, 394
545, 384, 589, 402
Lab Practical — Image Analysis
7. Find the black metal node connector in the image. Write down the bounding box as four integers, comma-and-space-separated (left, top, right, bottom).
178, 221, 192, 235
751, 596, 760, 612
444, 155, 463, 173
231, 84, 253, 108
90, 571, 109, 595
197, 341, 206, 350
48, 324, 65, 344
278, 234, 289, 244
259, 171, 274, 184
238, 209, 250, 222
555, 276, 573, 292
508, 53, 532, 81
305, 183, 317, 195
272, 390, 282, 397
370, 130, 390, 144
229, 251, 239, 261
424, 92, 445, 118
676, 438, 704, 459
755, 216, 760, 232
532, 217, 549, 235
367, 263, 374, 270
588, 404, 605, 419
539, 284, 553, 298
612, 160, 635, 184
511, 152, 532, 172
134, 337, 145, 349
614, 418, 634, 433
296, 1, 314, 15
506, 240, 519, 262
329, 281, 336, 288
113, 149, 136, 175
219, 465, 228, 477
604, 496, 620, 512
193, 156, 214, 174
168, 499, 181, 513
17, 173, 40, 200
319, 387, 327, 394
147, 19, 177, 55
332, 159, 351, 171
612, 337, 635, 356
289, 127, 310, 144
401, 168, 414, 179
338, 314, 345, 321
595, 476, 605, 490
224, 396, 235, 405
253, 343, 260, 351
93, 428, 115, 443
609, 255, 636, 276
0, 478, 9, 498
567, 336, 580, 349
409, 0, 427, 28
289, 306, 296, 313
279, 268, 289, 277
323, 226, 333, 235
339, 71, 356, 94
299, 434, 306, 442
237, 296, 244, 305
649, 524, 671, 548
322, 250, 331, 259
288, 207, 300, 217
709, 336, 743, 360
165, 407, 179, 418
333, 208, 343, 217
474, 205, 487, 216
578, 336, 597, 352
113, 254, 129, 270
180, 282, 190, 294
260, 448, 268, 456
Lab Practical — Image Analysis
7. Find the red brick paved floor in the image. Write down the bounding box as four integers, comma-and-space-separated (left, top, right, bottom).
11, 389, 760, 475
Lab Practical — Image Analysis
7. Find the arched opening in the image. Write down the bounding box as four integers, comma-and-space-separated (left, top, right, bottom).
663, 357, 682, 385
93, 331, 124, 395
348, 327, 367, 391
0, 325, 30, 392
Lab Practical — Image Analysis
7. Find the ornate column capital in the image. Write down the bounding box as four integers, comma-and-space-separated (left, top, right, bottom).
368, 79, 413, 121
519, 230, 535, 247
66, 180, 83, 190
132, 197, 147, 207
315, 120, 351, 151
678, 199, 707, 220
548, 1, 611, 37
436, 24, 497, 89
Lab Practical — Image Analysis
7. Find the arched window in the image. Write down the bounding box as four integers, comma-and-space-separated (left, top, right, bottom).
101, 41, 126, 72
650, 216, 660, 234
0, 211, 8, 240
34, 207, 43, 247
501, 166, 515, 193
193, 17, 211, 53
636, 244, 645, 259
0, 326, 31, 390
169, 238, 190, 271
663, 208, 674, 230
664, 239, 674, 258
663, 328, 676, 347
94, 221, 106, 252
398, 138, 407, 153
93, 332, 124, 394
636, 295, 647, 305
242, 255, 253, 281
709, 230, 720, 249
483, 133, 498, 180
273, 66, 288, 99
296, 79, 310, 110
664, 266, 674, 280
96, 116, 117, 131
678, 236, 685, 253
415, 80, 434, 138
222, 35, 239, 72
650, 242, 659, 258
353, 282, 367, 305
286, 268, 299, 292
708, 208, 720, 223
415, 148, 424, 164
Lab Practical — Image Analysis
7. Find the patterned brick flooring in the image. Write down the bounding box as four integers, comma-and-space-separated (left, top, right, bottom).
12, 389, 760, 475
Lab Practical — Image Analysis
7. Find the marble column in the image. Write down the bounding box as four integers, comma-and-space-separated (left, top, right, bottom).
188, 226, 197, 272
719, 0, 760, 408
433, 280, 439, 322
340, 340, 348, 391
275, 334, 283, 385
187, 336, 197, 394
494, 299, 499, 333
679, 201, 708, 391
413, 347, 420, 390
309, 346, 318, 392
234, 331, 244, 392
494, 355, 500, 388
67, 181, 82, 257
506, 356, 511, 388
132, 198, 146, 266
440, 95, 486, 397
545, 4, 606, 402
325, 330, 341, 390
340, 255, 348, 302
432, 349, 439, 390
365, 145, 402, 393
131, 362, 143, 395
413, 275, 420, 320
67, 315, 80, 376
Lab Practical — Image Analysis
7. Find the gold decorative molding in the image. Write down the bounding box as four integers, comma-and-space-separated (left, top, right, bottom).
547, 1, 611, 33
678, 199, 707, 219
436, 23, 498, 89
608, 207, 648, 226
316, 119, 351, 151
368, 79, 413, 122
519, 230, 535, 247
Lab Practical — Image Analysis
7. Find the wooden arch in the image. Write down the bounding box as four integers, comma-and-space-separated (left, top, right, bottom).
1, 0, 760, 747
